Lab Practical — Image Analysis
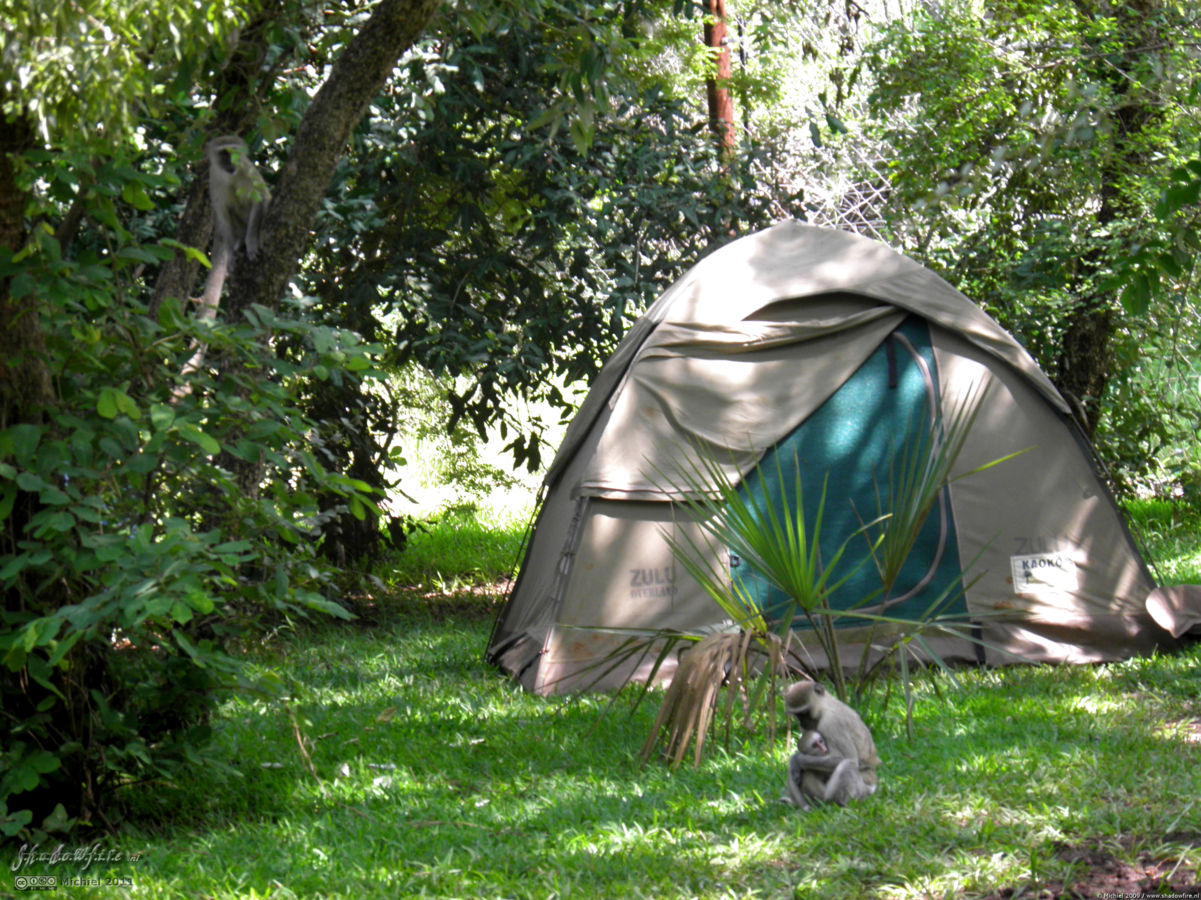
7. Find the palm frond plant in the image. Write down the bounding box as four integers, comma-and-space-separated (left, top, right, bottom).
849, 383, 1028, 696
634, 448, 877, 766
632, 380, 1026, 768
656, 448, 881, 697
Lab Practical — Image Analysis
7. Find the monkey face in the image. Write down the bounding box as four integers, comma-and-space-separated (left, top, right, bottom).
785, 680, 823, 717
799, 729, 828, 755
215, 149, 237, 175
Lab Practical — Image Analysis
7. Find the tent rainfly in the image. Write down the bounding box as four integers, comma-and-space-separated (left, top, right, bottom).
486, 221, 1201, 695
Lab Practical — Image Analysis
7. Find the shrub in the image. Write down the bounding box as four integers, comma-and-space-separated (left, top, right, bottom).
0, 225, 375, 839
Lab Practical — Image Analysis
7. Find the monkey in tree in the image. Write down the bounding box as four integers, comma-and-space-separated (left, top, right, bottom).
176, 136, 271, 396
782, 681, 880, 809
206, 134, 271, 261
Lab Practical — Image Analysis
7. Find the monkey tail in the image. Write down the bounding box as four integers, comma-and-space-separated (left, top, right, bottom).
173, 238, 231, 401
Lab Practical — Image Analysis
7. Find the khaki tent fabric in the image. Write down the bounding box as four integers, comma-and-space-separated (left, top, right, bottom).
487, 221, 1194, 694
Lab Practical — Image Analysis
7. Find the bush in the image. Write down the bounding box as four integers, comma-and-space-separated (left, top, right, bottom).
0, 224, 376, 839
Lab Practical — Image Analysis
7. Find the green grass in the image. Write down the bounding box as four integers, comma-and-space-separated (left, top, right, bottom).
381, 502, 531, 593
1126, 496, 1201, 584
8, 500, 1201, 898
16, 622, 1199, 898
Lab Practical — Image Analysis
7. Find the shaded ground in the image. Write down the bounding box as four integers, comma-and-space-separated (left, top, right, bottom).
984, 834, 1200, 899
343, 578, 510, 625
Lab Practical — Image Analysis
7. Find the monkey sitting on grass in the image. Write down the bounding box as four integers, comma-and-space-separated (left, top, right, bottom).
781, 681, 880, 809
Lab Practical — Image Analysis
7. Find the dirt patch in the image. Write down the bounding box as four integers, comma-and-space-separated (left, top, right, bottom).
982, 834, 1200, 899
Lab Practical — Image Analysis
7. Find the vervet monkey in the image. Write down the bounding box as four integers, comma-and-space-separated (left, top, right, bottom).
786, 727, 871, 808
781, 681, 880, 809
206, 135, 270, 260
175, 136, 270, 399
799, 729, 827, 756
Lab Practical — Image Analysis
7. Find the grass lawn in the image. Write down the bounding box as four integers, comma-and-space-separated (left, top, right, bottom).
8, 501, 1201, 898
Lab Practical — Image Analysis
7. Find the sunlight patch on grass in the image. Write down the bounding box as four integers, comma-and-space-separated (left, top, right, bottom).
1069, 694, 1124, 715
35, 617, 1194, 899
381, 500, 532, 592
1126, 497, 1201, 584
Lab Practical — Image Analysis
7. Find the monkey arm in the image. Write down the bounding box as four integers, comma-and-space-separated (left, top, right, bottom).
788, 751, 849, 773
244, 200, 266, 260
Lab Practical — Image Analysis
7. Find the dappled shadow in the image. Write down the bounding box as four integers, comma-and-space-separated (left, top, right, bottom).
56, 620, 1201, 897
340, 579, 510, 627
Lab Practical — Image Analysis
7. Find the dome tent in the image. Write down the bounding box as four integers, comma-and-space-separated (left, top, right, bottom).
486, 221, 1196, 695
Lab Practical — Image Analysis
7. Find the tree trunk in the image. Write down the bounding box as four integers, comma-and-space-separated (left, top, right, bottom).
703, 0, 735, 156
0, 108, 52, 431
1052, 0, 1165, 435
1054, 303, 1112, 432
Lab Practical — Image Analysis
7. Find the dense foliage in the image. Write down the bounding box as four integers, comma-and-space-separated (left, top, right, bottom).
303, 6, 798, 483
0, 0, 800, 839
860, 0, 1201, 487
1, 0, 1199, 844
0, 0, 423, 838
0, 148, 375, 836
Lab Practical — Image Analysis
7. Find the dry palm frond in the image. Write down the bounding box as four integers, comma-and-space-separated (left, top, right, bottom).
638, 629, 798, 769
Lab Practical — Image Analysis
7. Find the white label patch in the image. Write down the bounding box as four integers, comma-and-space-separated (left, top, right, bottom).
1010, 552, 1079, 595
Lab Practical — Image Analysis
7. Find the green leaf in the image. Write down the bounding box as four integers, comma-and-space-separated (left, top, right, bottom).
299, 594, 354, 621
1120, 271, 1152, 315
1, 809, 33, 838
178, 424, 220, 455
19, 620, 44, 653
124, 453, 157, 475
1159, 180, 1201, 219
35, 510, 74, 534
15, 471, 46, 492
116, 390, 141, 420
121, 183, 155, 211
8, 423, 43, 458
173, 630, 202, 662
96, 387, 120, 419
1156, 251, 1184, 278
186, 593, 216, 614
150, 403, 176, 431
824, 112, 849, 134
97, 387, 141, 420
160, 237, 209, 266
28, 750, 62, 774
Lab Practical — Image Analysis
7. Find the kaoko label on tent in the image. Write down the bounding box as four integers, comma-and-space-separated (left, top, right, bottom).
1010, 551, 1079, 595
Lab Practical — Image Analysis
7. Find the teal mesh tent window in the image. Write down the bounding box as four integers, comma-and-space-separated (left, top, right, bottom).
731, 316, 966, 625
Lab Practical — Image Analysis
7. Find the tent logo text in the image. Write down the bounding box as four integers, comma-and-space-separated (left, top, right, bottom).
629, 567, 676, 600
1010, 551, 1079, 596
